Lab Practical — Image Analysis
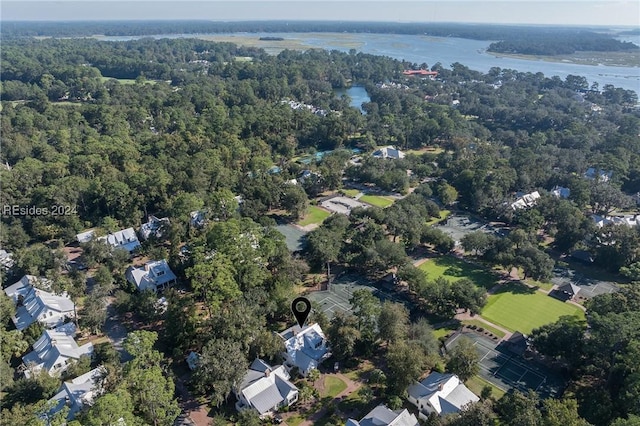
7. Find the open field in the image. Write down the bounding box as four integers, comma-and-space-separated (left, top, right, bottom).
418, 256, 498, 289
489, 50, 640, 67
341, 189, 361, 198
322, 376, 347, 398
466, 375, 506, 400
482, 283, 585, 334
298, 206, 331, 226
359, 194, 395, 208
100, 76, 157, 85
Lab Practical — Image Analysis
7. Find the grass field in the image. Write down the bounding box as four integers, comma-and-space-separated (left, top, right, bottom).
322, 376, 347, 398
298, 206, 331, 226
359, 194, 395, 208
100, 76, 157, 85
341, 189, 361, 198
418, 256, 498, 289
481, 283, 585, 334
466, 375, 506, 400
426, 209, 451, 226
433, 324, 458, 340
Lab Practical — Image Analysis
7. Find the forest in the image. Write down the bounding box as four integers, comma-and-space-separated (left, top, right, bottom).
2, 20, 637, 56
1, 34, 640, 425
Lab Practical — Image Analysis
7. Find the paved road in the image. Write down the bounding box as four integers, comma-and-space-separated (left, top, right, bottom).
103, 299, 130, 361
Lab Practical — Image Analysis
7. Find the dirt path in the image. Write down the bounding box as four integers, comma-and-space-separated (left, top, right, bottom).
287, 373, 361, 426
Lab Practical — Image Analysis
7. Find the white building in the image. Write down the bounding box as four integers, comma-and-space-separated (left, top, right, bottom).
278, 323, 331, 377
407, 372, 479, 419
234, 359, 299, 418
373, 146, 406, 160
511, 191, 540, 210
77, 228, 141, 253
592, 214, 640, 228
551, 186, 571, 199
346, 404, 419, 426
45, 366, 105, 421
22, 325, 93, 378
126, 260, 177, 292
4, 276, 75, 331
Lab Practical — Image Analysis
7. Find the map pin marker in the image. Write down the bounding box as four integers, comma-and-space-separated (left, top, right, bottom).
291, 296, 312, 328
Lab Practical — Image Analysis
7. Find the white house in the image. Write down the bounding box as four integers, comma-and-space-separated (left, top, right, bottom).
22, 326, 93, 378
4, 276, 75, 331
346, 404, 419, 426
234, 359, 299, 418
407, 372, 479, 419
511, 191, 540, 210
45, 366, 105, 421
373, 146, 406, 160
592, 214, 640, 228
0, 249, 15, 270
278, 323, 331, 377
77, 228, 141, 253
139, 215, 170, 241
125, 260, 177, 292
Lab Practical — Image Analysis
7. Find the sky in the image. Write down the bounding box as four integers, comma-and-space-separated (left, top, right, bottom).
1, 0, 639, 27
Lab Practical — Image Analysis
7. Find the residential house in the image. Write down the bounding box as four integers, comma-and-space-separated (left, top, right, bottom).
551, 186, 571, 199
402, 69, 438, 79
189, 210, 207, 228
77, 228, 141, 253
4, 276, 75, 331
0, 249, 15, 270
126, 259, 177, 292
22, 325, 93, 378
139, 215, 170, 241
278, 323, 331, 377
45, 366, 105, 421
511, 191, 540, 210
407, 372, 479, 419
76, 229, 96, 244
592, 214, 640, 228
234, 359, 299, 418
346, 404, 419, 426
373, 146, 406, 160
584, 168, 613, 182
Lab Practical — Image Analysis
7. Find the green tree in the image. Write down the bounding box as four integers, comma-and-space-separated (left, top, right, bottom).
530, 316, 585, 369
496, 390, 542, 426
446, 337, 479, 381
186, 252, 241, 314
126, 365, 180, 426
328, 312, 361, 361
123, 330, 162, 369
281, 184, 309, 219
350, 289, 381, 347
541, 398, 590, 426
378, 301, 409, 344
192, 338, 247, 407
82, 388, 141, 426
385, 341, 426, 395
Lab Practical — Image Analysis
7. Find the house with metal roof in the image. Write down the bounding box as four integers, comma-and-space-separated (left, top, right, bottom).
373, 146, 406, 160
234, 359, 298, 418
21, 326, 93, 378
45, 366, 106, 421
139, 215, 170, 241
278, 323, 331, 377
346, 404, 419, 426
407, 372, 479, 419
126, 259, 177, 292
4, 275, 75, 331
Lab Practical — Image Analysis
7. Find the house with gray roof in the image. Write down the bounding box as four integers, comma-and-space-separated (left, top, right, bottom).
45, 366, 105, 421
22, 326, 93, 378
373, 146, 406, 160
234, 359, 298, 418
77, 227, 141, 253
278, 323, 331, 377
139, 215, 170, 241
551, 282, 581, 302
126, 260, 177, 292
407, 372, 478, 419
584, 168, 613, 182
346, 404, 419, 426
4, 275, 75, 331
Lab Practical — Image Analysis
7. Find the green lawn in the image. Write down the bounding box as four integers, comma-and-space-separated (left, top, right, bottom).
466, 375, 506, 400
322, 376, 347, 398
359, 194, 395, 208
285, 415, 304, 426
341, 189, 361, 198
418, 256, 498, 289
298, 206, 331, 226
481, 283, 585, 334
100, 76, 157, 85
425, 209, 451, 226
433, 324, 458, 339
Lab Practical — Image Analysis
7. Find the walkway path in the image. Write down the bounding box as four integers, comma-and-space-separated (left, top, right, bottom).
285, 373, 361, 426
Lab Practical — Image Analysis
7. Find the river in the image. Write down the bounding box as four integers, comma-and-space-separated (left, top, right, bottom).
99, 32, 640, 94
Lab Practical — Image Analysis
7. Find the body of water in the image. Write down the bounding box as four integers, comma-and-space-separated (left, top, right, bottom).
99, 32, 640, 94
335, 85, 370, 112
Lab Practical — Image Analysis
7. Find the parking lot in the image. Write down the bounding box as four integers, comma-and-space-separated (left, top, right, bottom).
446, 331, 564, 399
551, 267, 619, 299
320, 196, 370, 215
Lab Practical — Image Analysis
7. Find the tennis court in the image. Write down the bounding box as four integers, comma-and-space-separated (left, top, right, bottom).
446, 331, 564, 398
306, 274, 408, 319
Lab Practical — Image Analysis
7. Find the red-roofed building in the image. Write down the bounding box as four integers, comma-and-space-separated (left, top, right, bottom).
403, 69, 438, 79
